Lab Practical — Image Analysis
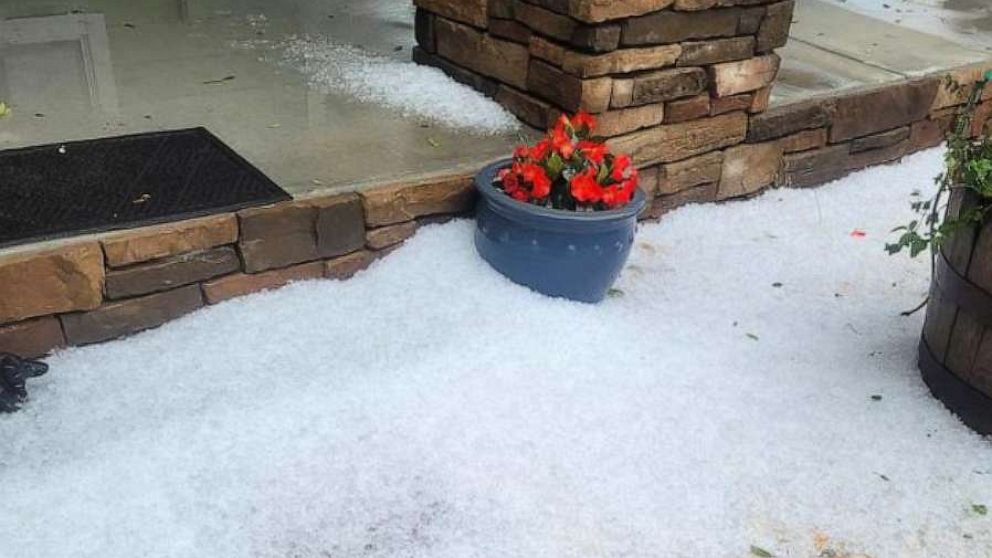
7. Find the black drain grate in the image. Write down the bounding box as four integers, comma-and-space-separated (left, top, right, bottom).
0, 128, 291, 249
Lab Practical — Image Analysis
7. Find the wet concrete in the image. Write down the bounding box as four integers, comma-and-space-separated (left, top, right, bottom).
772, 0, 991, 105
0, 0, 524, 197
0, 0, 988, 199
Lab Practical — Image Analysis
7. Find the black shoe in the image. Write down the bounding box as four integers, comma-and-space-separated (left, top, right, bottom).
0, 352, 49, 414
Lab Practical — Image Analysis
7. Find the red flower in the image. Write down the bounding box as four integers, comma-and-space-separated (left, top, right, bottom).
551, 125, 575, 159
499, 167, 522, 196
529, 139, 551, 162
611, 155, 632, 182
570, 168, 603, 203
520, 163, 552, 199
496, 112, 637, 210
571, 111, 597, 134
578, 140, 608, 165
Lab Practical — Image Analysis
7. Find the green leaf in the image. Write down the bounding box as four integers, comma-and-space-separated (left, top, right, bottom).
750, 545, 774, 557
607, 288, 625, 298
973, 504, 988, 516
546, 152, 565, 177
0, 102, 10, 118
746, 333, 760, 341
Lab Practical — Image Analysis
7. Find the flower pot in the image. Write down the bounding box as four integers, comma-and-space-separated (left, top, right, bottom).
473, 159, 647, 303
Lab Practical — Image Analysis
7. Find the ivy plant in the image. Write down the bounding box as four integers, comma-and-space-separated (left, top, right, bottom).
886, 71, 992, 258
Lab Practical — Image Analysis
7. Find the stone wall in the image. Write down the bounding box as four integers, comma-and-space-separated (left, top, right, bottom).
0, 177, 474, 358
1, 63, 990, 358
412, 0, 793, 211
412, 1, 991, 219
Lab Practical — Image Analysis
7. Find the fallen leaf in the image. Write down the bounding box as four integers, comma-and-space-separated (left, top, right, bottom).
746, 333, 760, 341
203, 75, 236, 85
850, 229, 867, 238
131, 193, 152, 204
427, 137, 440, 148
607, 288, 625, 298
0, 102, 11, 118
973, 504, 988, 516
267, 123, 281, 128
871, 395, 883, 401
750, 545, 774, 557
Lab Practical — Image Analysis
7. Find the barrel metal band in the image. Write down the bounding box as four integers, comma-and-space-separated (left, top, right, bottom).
934, 255, 992, 329
918, 339, 992, 436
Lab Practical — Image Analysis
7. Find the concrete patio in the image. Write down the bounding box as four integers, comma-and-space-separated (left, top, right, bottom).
0, 0, 989, 197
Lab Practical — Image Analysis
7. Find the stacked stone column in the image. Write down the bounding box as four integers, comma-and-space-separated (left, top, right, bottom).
413, 0, 794, 210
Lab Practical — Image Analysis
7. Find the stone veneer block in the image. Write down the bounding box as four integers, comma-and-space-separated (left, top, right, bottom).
325, 251, 377, 281
611, 111, 748, 166
529, 35, 567, 66
0, 243, 104, 323
202, 262, 325, 305
749, 85, 773, 113
850, 126, 911, 153
366, 222, 419, 251
104, 246, 241, 300
570, 24, 622, 53
738, 7, 766, 35
846, 139, 911, 171
412, 47, 500, 97
827, 78, 940, 143
665, 94, 711, 123
489, 0, 515, 18
560, 44, 682, 78
708, 54, 780, 98
361, 175, 475, 227
101, 214, 238, 268
756, 0, 794, 53
61, 284, 203, 346
435, 18, 529, 89
414, 0, 488, 28
0, 316, 65, 358
496, 86, 554, 128
238, 203, 318, 274
527, 60, 612, 113
932, 61, 992, 110
780, 144, 852, 188
622, 9, 739, 46
718, 142, 785, 200
710, 93, 753, 116
778, 128, 828, 153
747, 100, 830, 142
415, 8, 436, 52
595, 104, 667, 136
678, 37, 755, 67
674, 0, 717, 9
631, 67, 708, 106
570, 0, 676, 24
513, 1, 577, 42
658, 151, 724, 194
313, 194, 367, 259
644, 182, 719, 220
489, 18, 532, 44
910, 119, 945, 150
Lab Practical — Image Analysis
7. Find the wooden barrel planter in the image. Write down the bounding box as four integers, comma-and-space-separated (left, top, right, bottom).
920, 190, 992, 435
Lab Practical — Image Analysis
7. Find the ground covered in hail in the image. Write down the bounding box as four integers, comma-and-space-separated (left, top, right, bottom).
2, 149, 991, 558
